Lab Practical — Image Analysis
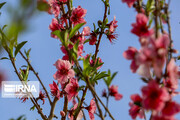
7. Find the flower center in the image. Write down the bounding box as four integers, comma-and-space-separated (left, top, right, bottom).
60, 68, 69, 75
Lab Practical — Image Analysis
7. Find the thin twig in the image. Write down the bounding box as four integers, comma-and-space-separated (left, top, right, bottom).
82, 100, 101, 117
61, 4, 69, 28
66, 0, 72, 28
19, 51, 52, 105
9, 56, 47, 120
48, 97, 58, 120
74, 86, 88, 119
94, 2, 108, 60
82, 110, 87, 120
86, 80, 115, 120
104, 88, 109, 117
154, 0, 159, 38
166, 0, 173, 61
92, 93, 104, 120
61, 96, 68, 120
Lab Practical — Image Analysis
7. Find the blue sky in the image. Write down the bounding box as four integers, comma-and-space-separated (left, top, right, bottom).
0, 0, 180, 119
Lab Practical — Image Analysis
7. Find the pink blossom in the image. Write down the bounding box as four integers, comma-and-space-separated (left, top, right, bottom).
64, 78, 79, 101
59, 0, 67, 2
106, 33, 118, 43
108, 16, 118, 33
48, 0, 61, 17
82, 26, 91, 36
49, 81, 61, 99
130, 60, 139, 73
102, 89, 107, 97
122, 0, 136, 8
89, 32, 97, 45
137, 64, 151, 78
20, 97, 28, 103
109, 85, 123, 100
38, 91, 46, 105
77, 44, 84, 57
60, 111, 65, 117
70, 35, 83, 44
53, 59, 75, 84
129, 94, 144, 119
162, 101, 180, 117
60, 14, 68, 25
141, 80, 169, 111
70, 6, 87, 26
89, 57, 103, 70
131, 13, 153, 37
62, 55, 75, 65
152, 115, 176, 120
105, 17, 118, 43
166, 59, 179, 90
123, 46, 138, 60
86, 98, 96, 120
84, 54, 103, 69
60, 46, 68, 55
164, 78, 178, 93
0, 71, 6, 89
68, 103, 83, 120
124, 34, 170, 77
154, 34, 170, 50
49, 18, 63, 38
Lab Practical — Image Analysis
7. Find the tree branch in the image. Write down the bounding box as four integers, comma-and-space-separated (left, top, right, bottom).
19, 51, 52, 105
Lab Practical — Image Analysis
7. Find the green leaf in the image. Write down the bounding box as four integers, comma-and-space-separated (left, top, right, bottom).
14, 41, 27, 57
24, 48, 31, 59
94, 71, 109, 81
77, 85, 86, 91
84, 39, 90, 44
52, 30, 62, 40
37, 1, 50, 12
146, 0, 155, 14
108, 5, 110, 15
83, 55, 90, 70
30, 106, 35, 111
111, 72, 118, 81
69, 23, 85, 39
140, 77, 149, 83
9, 38, 18, 53
2, 25, 7, 31
148, 14, 154, 27
0, 57, 9, 60
52, 30, 68, 46
21, 65, 27, 68
24, 66, 29, 81
93, 23, 96, 31
105, 18, 108, 25
0, 2, 6, 9
73, 40, 79, 53
103, 70, 118, 87
17, 115, 26, 120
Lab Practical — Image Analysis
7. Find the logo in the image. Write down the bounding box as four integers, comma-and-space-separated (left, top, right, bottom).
1, 81, 39, 98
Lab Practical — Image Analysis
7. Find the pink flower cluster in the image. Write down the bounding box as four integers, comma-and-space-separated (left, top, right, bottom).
122, 12, 180, 119
84, 54, 103, 70
52, 59, 80, 101
70, 6, 87, 26
124, 14, 170, 79
102, 85, 123, 101
122, 0, 136, 8
109, 85, 123, 100
129, 80, 180, 120
105, 17, 118, 43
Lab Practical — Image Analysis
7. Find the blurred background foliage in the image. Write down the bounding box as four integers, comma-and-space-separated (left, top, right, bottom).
0, 0, 48, 56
